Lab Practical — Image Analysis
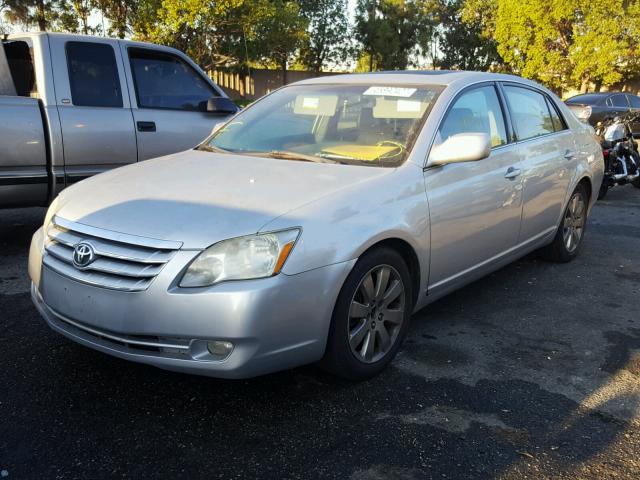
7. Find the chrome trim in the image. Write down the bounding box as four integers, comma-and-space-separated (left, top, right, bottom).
47, 225, 174, 264
53, 215, 183, 250
42, 258, 152, 291
46, 302, 190, 351
45, 242, 163, 278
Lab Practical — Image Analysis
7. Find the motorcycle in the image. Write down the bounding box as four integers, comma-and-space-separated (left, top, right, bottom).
595, 113, 640, 200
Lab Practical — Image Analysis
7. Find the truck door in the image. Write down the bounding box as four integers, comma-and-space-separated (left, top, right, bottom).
49, 37, 137, 183
121, 44, 231, 161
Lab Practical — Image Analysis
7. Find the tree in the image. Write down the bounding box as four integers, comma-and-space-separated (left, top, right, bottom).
436, 0, 500, 71
251, 0, 308, 83
463, 0, 640, 93
355, 0, 436, 71
298, 0, 350, 74
3, 0, 59, 30
93, 0, 135, 38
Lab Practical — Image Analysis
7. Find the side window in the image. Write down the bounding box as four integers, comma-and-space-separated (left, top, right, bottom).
628, 95, 640, 108
545, 97, 566, 132
437, 85, 508, 148
66, 42, 123, 108
2, 40, 37, 98
128, 48, 217, 111
503, 86, 554, 140
610, 94, 628, 108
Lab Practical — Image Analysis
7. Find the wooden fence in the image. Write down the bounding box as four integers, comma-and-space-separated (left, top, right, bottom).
208, 68, 341, 100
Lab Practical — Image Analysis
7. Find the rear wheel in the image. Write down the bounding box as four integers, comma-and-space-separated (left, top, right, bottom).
540, 184, 588, 262
321, 247, 413, 380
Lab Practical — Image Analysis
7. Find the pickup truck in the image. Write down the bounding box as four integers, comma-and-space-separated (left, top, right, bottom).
0, 32, 238, 209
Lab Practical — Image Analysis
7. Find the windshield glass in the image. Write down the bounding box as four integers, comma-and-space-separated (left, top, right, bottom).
204, 84, 441, 167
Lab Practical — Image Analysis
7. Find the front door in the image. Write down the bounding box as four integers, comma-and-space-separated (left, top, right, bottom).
424, 84, 524, 295
122, 45, 229, 161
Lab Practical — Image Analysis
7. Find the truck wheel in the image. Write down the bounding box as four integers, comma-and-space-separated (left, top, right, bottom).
540, 184, 588, 263
321, 247, 413, 381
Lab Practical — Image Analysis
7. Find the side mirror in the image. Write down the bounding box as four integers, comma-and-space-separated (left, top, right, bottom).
428, 132, 491, 166
206, 97, 238, 115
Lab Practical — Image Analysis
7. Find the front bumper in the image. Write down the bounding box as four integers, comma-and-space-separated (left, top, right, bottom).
30, 230, 355, 378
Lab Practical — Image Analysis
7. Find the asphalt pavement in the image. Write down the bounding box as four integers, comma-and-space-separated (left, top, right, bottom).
1, 186, 639, 479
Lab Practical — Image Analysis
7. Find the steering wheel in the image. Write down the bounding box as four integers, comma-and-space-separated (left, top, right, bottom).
375, 140, 405, 159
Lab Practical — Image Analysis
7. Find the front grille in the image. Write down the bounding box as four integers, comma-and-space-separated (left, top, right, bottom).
43, 216, 182, 291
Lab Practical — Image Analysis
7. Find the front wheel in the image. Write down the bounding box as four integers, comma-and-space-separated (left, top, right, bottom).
540, 184, 588, 262
597, 183, 609, 200
321, 247, 413, 381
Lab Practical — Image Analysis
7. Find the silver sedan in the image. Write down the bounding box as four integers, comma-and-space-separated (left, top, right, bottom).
28, 71, 604, 380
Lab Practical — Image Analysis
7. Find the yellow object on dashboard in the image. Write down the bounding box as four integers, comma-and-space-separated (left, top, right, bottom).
321, 144, 400, 161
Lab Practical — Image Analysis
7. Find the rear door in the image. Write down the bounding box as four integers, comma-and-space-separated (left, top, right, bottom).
50, 37, 137, 183
121, 44, 229, 161
501, 84, 575, 243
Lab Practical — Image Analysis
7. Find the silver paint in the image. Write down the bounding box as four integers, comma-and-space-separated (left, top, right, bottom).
29, 71, 604, 378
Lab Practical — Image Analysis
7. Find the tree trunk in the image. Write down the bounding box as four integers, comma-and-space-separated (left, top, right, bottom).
36, 0, 46, 31
594, 80, 602, 92
580, 77, 590, 94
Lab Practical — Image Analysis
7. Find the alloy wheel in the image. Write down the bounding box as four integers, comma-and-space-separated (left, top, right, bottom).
562, 192, 586, 253
347, 264, 406, 364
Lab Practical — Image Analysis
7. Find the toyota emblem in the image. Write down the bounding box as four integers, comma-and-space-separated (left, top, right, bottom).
72, 242, 95, 268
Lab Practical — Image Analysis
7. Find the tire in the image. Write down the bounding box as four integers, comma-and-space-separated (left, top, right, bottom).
320, 247, 413, 381
540, 184, 589, 263
597, 183, 608, 200
633, 177, 640, 189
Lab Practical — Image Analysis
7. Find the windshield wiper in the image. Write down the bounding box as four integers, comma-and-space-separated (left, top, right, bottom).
267, 150, 338, 164
315, 151, 360, 162
197, 144, 230, 154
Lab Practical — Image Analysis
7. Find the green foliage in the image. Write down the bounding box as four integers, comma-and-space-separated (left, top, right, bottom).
355, 0, 437, 71
436, 0, 500, 71
463, 0, 640, 92
298, 0, 350, 73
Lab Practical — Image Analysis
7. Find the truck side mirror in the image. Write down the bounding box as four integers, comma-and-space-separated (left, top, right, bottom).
206, 97, 238, 115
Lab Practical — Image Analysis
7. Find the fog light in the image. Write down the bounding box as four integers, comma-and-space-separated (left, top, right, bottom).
207, 340, 233, 357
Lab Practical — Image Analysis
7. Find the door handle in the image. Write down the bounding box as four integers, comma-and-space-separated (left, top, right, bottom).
504, 166, 521, 179
564, 150, 575, 160
137, 121, 156, 132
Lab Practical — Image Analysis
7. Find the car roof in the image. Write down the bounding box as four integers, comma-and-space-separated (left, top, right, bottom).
565, 92, 636, 105
6, 31, 160, 49
296, 70, 549, 92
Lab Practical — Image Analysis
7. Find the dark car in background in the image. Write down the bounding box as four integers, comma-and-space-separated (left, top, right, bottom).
565, 92, 640, 135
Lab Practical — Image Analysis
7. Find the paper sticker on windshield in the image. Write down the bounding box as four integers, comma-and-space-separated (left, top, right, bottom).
397, 100, 421, 112
363, 86, 417, 97
302, 97, 320, 109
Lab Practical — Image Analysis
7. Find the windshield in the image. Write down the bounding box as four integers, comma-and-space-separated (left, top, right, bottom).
204, 84, 441, 167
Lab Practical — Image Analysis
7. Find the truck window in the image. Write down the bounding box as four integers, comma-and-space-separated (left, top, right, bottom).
128, 48, 217, 112
66, 42, 123, 108
1, 40, 37, 97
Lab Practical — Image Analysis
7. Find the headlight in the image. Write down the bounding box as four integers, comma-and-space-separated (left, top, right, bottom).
43, 196, 60, 233
179, 228, 301, 287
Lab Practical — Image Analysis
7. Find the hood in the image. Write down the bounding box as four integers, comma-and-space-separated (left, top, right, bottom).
55, 150, 390, 249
